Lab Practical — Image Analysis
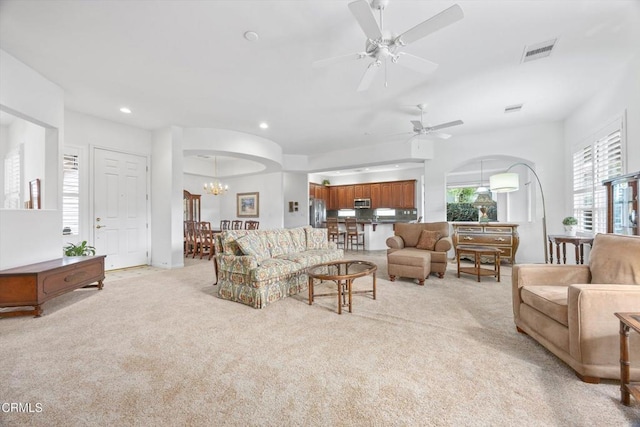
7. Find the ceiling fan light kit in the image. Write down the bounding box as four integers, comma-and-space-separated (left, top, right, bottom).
314, 0, 464, 91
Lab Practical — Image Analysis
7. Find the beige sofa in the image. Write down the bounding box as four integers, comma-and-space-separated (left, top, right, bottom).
386, 222, 452, 285
513, 233, 640, 382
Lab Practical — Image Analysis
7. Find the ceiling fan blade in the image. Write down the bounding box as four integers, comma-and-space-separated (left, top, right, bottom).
410, 120, 424, 130
396, 4, 464, 46
395, 52, 439, 75
313, 52, 366, 68
348, 0, 382, 40
429, 132, 453, 140
429, 120, 463, 131
357, 62, 379, 91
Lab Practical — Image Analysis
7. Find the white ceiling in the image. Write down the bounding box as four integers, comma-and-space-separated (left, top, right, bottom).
1, 0, 639, 173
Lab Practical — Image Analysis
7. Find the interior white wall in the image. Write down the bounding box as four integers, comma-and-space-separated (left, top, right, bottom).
64, 110, 153, 248
424, 122, 565, 264
564, 56, 640, 214
219, 172, 284, 230
0, 49, 64, 269
283, 172, 308, 229
151, 127, 184, 269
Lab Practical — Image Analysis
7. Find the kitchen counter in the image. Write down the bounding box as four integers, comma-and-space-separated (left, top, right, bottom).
324, 220, 415, 251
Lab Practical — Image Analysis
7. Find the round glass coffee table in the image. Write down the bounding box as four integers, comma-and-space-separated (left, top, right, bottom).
307, 260, 377, 314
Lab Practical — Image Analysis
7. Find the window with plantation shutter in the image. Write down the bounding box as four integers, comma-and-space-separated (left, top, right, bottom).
3, 148, 21, 209
572, 121, 624, 234
62, 152, 79, 235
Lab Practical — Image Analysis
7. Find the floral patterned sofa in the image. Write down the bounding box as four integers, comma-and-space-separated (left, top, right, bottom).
213, 226, 343, 309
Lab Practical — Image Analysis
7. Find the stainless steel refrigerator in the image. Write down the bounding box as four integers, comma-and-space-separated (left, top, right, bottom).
309, 198, 326, 228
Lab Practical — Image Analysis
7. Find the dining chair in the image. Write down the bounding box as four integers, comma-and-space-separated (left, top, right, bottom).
244, 220, 259, 230
220, 220, 231, 230
184, 221, 198, 257
197, 222, 214, 260
345, 217, 364, 251
231, 220, 243, 230
326, 217, 345, 248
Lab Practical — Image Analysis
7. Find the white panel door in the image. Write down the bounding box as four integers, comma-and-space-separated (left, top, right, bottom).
94, 148, 149, 270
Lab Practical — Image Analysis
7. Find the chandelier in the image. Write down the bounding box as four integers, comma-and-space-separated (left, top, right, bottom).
203, 157, 228, 195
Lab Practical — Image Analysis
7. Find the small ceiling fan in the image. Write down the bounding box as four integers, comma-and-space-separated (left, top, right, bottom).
408, 104, 463, 140
313, 0, 464, 91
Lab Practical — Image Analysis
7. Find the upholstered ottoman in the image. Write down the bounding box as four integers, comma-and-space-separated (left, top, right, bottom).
388, 249, 431, 286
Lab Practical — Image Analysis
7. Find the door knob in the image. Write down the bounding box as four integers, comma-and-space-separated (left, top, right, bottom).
96, 218, 101, 222
96, 225, 104, 229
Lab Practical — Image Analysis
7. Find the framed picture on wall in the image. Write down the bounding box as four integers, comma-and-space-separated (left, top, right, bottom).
237, 192, 259, 218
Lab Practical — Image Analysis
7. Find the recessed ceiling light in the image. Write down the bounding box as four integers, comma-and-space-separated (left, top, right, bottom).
120, 107, 132, 114
259, 122, 269, 129
244, 31, 259, 42
395, 164, 399, 168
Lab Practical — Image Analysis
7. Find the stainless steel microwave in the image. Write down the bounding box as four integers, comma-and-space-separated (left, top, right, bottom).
354, 198, 371, 209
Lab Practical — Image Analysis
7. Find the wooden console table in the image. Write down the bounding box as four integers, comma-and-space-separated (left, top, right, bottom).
451, 222, 519, 264
547, 235, 594, 264
0, 256, 105, 318
614, 312, 640, 406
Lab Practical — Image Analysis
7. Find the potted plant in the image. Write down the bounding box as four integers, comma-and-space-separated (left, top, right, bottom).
562, 216, 578, 236
322, 179, 330, 186
63, 240, 96, 257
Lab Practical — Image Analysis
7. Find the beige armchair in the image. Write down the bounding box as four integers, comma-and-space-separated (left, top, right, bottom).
513, 233, 640, 383
386, 222, 452, 285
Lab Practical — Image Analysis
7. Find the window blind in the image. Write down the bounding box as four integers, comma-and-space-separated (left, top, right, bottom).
3, 150, 20, 209
572, 127, 623, 234
62, 153, 79, 235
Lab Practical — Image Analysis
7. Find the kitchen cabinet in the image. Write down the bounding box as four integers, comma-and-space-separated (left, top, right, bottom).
402, 181, 416, 208
315, 180, 415, 210
603, 170, 639, 235
354, 184, 371, 199
370, 184, 381, 209
380, 183, 392, 208
328, 186, 338, 210
391, 182, 403, 208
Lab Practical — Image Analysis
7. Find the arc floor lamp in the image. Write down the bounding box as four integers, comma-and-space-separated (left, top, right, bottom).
489, 162, 548, 263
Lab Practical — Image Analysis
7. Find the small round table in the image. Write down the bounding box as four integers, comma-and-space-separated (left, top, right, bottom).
307, 260, 377, 314
456, 245, 501, 282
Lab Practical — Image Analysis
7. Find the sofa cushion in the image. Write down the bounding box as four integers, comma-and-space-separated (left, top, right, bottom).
220, 230, 249, 255
589, 233, 640, 284
416, 230, 441, 250
277, 248, 343, 268
251, 258, 302, 283
388, 249, 431, 267
235, 234, 270, 264
263, 229, 294, 257
394, 222, 450, 248
520, 286, 568, 327
289, 227, 308, 252
306, 227, 328, 249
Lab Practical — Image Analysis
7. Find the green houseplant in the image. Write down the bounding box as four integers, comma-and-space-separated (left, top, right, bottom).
63, 241, 96, 257
562, 216, 578, 236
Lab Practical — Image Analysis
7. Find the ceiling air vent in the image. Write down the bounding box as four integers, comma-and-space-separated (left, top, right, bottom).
504, 104, 523, 113
521, 39, 557, 63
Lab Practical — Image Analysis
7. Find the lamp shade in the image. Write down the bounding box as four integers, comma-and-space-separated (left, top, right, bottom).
490, 172, 519, 193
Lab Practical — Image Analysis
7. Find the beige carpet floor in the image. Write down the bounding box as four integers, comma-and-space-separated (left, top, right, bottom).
1, 252, 638, 426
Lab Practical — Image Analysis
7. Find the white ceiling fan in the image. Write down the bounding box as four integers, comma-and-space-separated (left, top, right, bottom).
407, 104, 463, 140
313, 0, 464, 91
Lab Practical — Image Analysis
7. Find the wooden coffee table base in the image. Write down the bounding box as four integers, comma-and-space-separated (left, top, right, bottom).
308, 260, 377, 315
456, 245, 501, 282
615, 312, 640, 406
